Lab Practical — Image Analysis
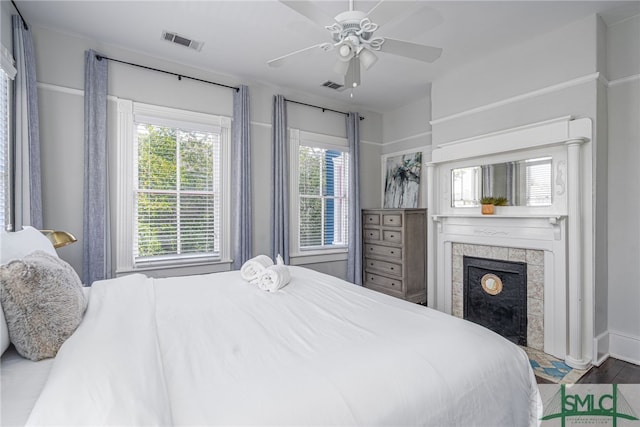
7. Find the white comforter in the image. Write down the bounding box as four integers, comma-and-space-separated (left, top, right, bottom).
27, 267, 541, 426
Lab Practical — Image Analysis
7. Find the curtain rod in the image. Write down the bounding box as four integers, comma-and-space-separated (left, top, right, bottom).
95, 55, 239, 92
285, 98, 365, 121
11, 0, 28, 30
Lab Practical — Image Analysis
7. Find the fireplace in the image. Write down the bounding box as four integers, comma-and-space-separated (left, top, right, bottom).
463, 256, 527, 346
427, 116, 593, 368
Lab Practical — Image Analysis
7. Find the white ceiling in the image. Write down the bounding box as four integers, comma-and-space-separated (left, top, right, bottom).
14, 0, 640, 112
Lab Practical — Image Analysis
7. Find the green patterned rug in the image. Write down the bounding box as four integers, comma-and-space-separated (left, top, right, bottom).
521, 346, 591, 384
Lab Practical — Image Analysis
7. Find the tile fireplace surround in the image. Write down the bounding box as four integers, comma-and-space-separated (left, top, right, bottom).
451, 243, 544, 351
426, 116, 593, 369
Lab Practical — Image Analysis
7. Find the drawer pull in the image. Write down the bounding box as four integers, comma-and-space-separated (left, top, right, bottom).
391, 282, 396, 286
389, 234, 394, 238
390, 267, 394, 270
370, 262, 374, 266
370, 248, 373, 251
390, 251, 394, 254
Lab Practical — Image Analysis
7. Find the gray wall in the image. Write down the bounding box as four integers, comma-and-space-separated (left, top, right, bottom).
427, 12, 640, 364
379, 95, 433, 209
429, 14, 605, 363
606, 14, 640, 363
8, 19, 384, 281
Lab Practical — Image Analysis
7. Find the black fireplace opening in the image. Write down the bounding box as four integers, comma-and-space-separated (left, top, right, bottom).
463, 256, 527, 346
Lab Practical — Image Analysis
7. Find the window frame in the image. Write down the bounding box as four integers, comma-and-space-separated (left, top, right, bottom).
289, 128, 350, 259
116, 99, 231, 273
0, 45, 16, 232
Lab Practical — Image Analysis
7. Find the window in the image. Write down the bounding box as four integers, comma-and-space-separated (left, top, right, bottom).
290, 129, 349, 255
0, 46, 16, 231
117, 100, 230, 271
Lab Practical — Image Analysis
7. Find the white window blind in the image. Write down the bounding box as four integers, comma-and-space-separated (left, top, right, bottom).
297, 145, 349, 250
525, 157, 552, 206
133, 122, 220, 264
0, 69, 10, 231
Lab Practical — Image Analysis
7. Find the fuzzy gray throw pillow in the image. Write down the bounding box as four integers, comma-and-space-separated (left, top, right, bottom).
0, 250, 87, 361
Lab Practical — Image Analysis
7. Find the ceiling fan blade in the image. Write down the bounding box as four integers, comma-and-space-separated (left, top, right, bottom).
279, 0, 334, 28
366, 0, 422, 27
344, 58, 361, 89
378, 38, 442, 63
267, 43, 330, 68
334, 59, 350, 76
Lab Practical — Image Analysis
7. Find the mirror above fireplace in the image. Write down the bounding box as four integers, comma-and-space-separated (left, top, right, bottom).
451, 157, 552, 207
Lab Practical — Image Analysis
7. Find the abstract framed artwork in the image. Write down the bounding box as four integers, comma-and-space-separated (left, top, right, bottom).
383, 151, 423, 208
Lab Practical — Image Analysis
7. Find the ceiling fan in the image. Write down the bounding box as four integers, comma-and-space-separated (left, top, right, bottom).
267, 0, 442, 91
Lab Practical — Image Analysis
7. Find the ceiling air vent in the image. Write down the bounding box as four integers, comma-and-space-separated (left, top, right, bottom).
322, 81, 344, 90
161, 30, 203, 52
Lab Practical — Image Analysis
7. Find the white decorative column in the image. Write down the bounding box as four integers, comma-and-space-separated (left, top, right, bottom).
426, 162, 436, 308
565, 138, 589, 369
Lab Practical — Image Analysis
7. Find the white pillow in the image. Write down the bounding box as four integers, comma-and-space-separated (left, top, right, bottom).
0, 226, 58, 265
0, 226, 58, 355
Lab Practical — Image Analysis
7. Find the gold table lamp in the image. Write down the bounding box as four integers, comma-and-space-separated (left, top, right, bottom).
40, 230, 77, 249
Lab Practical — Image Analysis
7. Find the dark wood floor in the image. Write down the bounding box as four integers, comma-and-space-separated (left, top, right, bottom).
536, 357, 640, 384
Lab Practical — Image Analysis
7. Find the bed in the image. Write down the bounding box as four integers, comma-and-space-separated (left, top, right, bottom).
1, 230, 541, 426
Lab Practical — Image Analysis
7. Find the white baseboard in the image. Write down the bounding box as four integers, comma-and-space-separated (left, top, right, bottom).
592, 331, 610, 367
609, 330, 640, 365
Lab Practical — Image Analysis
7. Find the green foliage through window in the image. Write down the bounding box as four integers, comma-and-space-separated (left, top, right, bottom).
135, 123, 219, 260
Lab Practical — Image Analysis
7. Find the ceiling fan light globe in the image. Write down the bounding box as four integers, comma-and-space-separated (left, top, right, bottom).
359, 48, 378, 70
339, 44, 352, 57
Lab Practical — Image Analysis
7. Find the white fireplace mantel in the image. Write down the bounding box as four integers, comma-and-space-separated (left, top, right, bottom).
426, 116, 592, 369
431, 214, 568, 360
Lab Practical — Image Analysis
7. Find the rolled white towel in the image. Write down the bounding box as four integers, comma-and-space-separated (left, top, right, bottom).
240, 255, 274, 282
256, 265, 291, 292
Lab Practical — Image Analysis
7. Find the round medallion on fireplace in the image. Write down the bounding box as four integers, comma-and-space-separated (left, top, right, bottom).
481, 273, 503, 295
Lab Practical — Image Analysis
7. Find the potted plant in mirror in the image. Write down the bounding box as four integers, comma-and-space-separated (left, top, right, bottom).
480, 196, 508, 215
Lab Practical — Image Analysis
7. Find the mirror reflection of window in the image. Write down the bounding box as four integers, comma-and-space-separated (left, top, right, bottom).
522, 157, 552, 206
451, 157, 552, 208
451, 166, 481, 207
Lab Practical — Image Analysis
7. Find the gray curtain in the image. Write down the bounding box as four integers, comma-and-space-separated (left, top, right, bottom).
346, 112, 362, 285
11, 15, 42, 230
82, 50, 111, 285
232, 85, 252, 269
270, 95, 289, 264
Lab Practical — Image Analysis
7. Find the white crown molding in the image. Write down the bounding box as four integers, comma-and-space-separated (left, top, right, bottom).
250, 120, 271, 128
430, 73, 600, 126
608, 73, 640, 87
37, 82, 83, 97
384, 130, 432, 147
360, 139, 383, 146
37, 81, 119, 101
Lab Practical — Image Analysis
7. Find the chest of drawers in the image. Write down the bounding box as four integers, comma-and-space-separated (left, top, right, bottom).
362, 209, 427, 303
